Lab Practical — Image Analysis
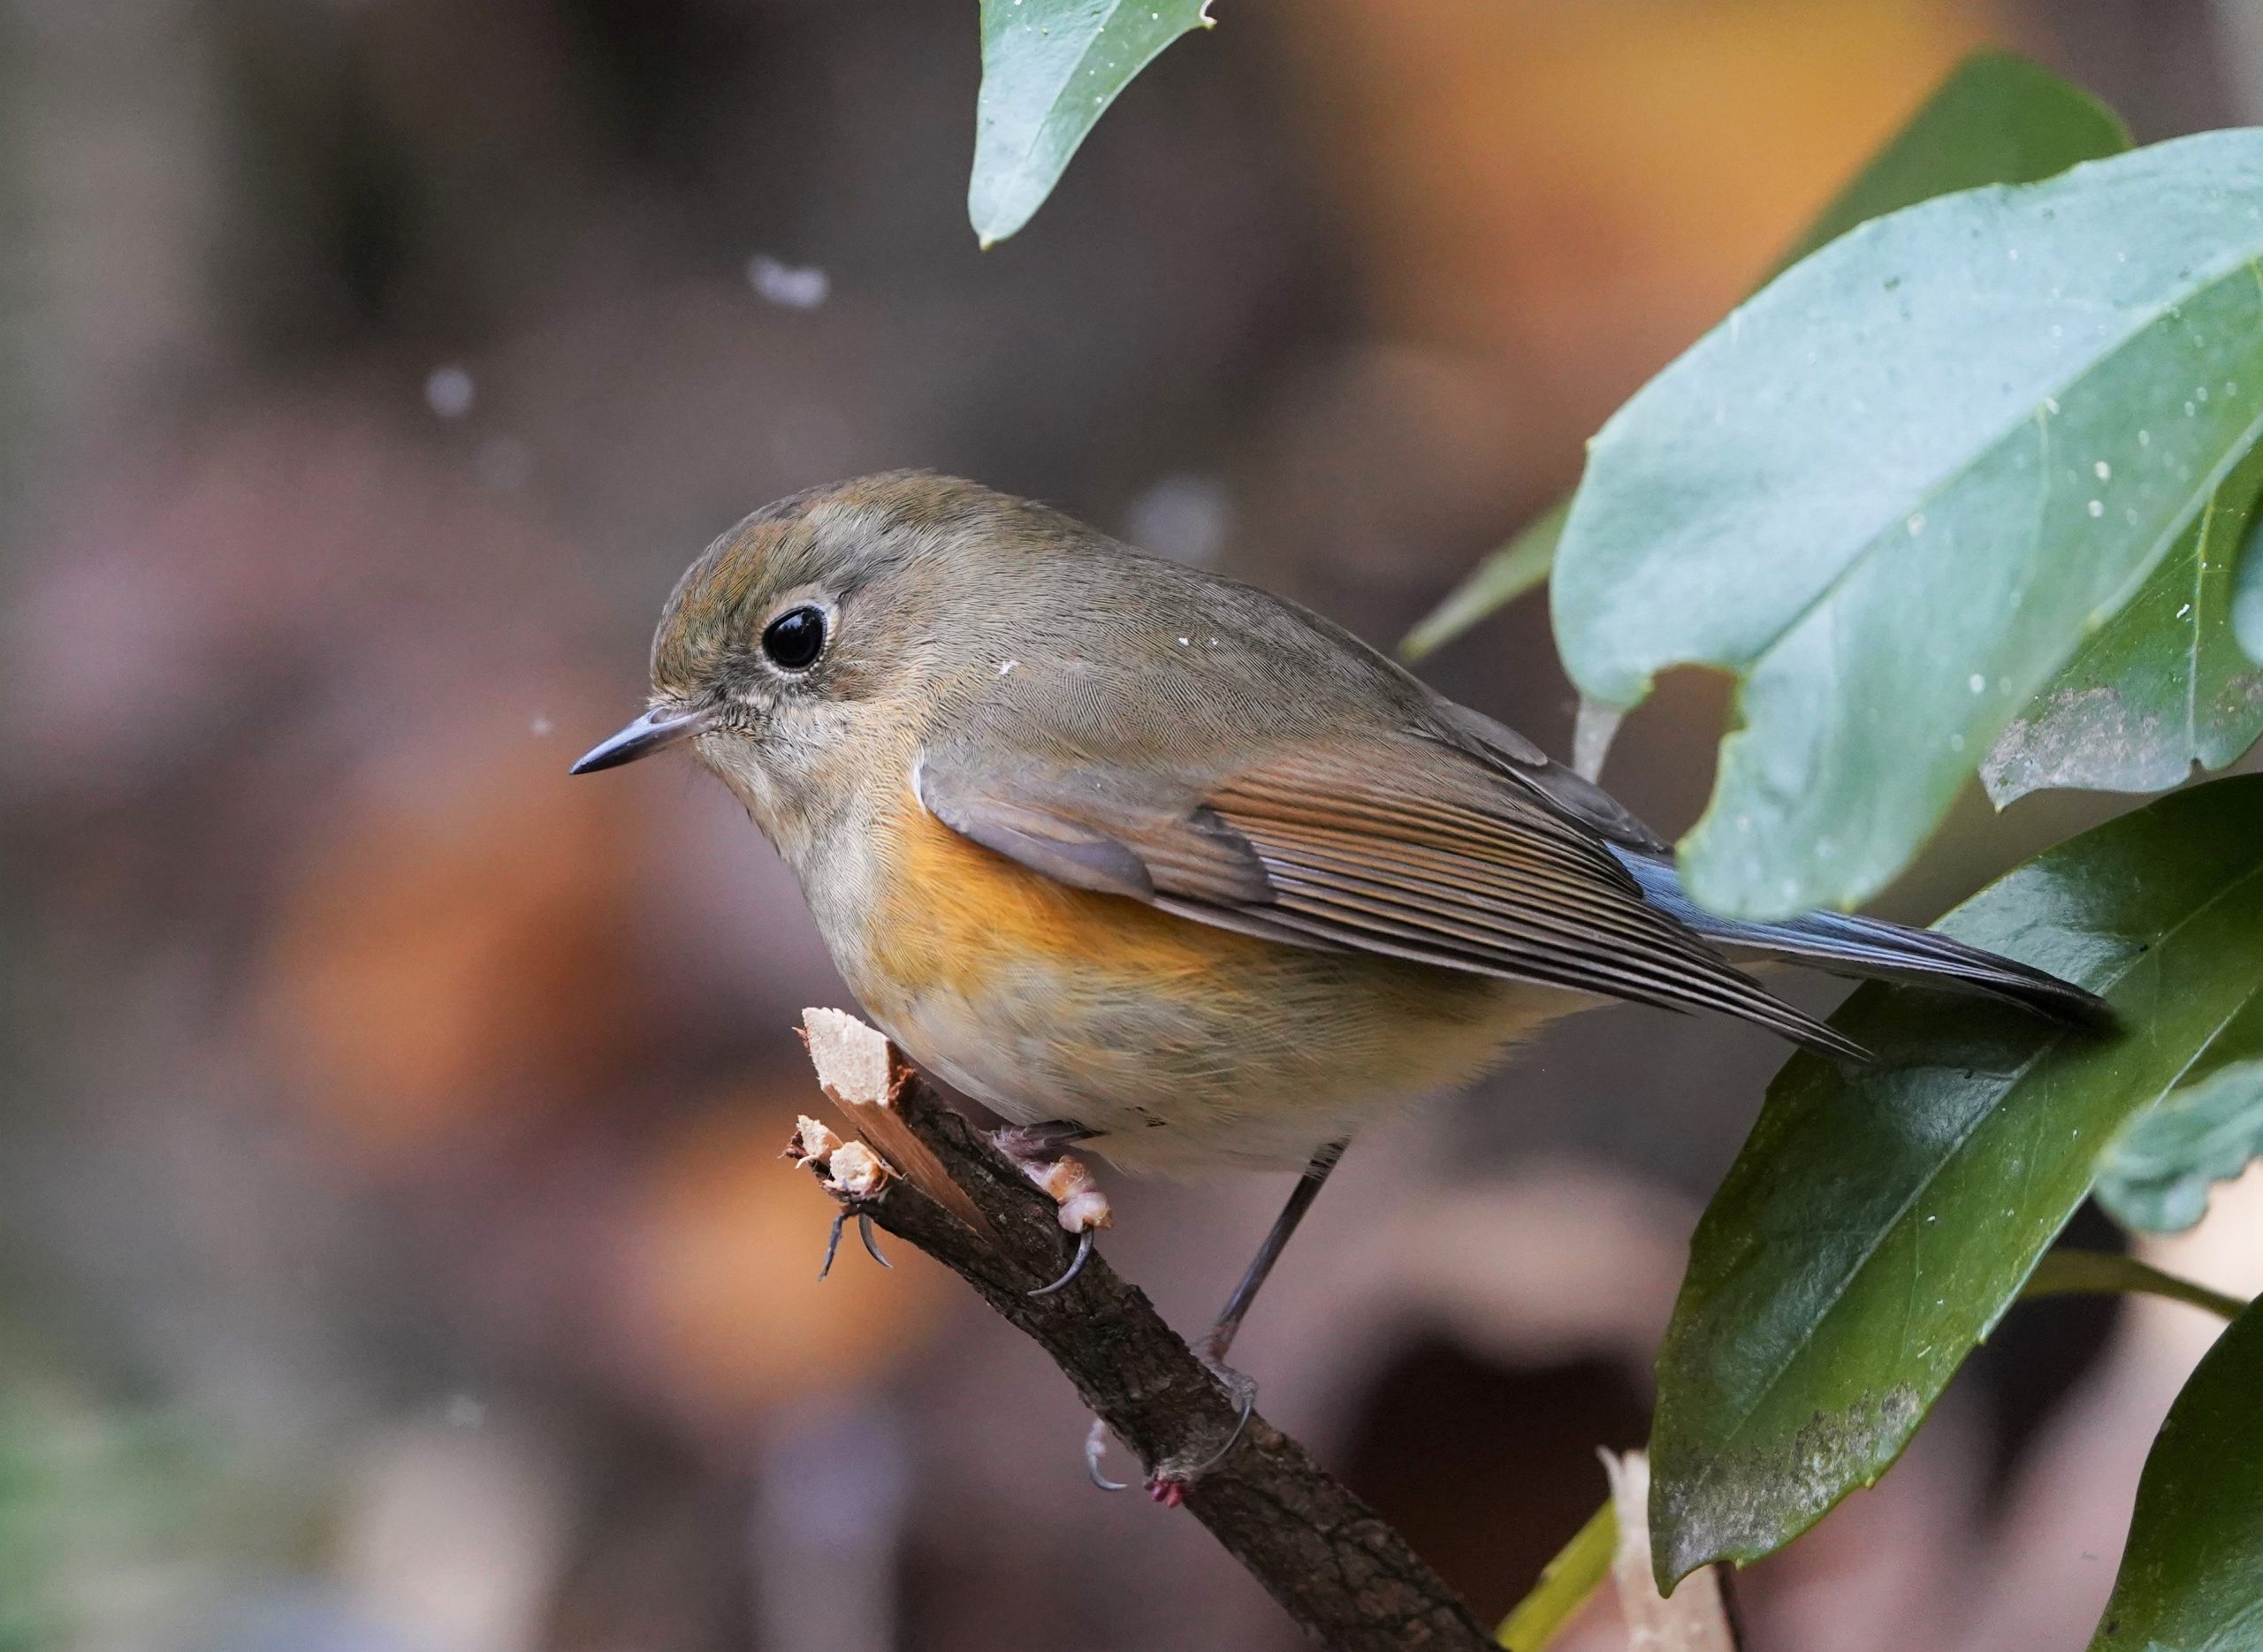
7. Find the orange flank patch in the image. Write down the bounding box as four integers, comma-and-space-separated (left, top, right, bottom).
868, 789, 1275, 1002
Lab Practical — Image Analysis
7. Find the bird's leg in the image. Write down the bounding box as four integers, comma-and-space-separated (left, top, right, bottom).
1199, 1138, 1347, 1367
1144, 1139, 1348, 1505
990, 1118, 1096, 1165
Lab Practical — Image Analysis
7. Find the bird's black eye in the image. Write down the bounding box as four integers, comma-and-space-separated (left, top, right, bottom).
760, 605, 827, 671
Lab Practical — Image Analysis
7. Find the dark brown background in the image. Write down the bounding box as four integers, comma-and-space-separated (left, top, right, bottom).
3, 3, 2258, 1648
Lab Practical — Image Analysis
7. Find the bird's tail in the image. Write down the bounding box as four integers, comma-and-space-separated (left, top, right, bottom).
1612, 848, 2113, 1031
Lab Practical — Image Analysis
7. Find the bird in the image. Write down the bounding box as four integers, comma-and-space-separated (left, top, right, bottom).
572, 470, 2107, 1397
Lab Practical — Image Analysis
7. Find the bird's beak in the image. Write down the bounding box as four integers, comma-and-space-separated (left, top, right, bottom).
569, 704, 713, 774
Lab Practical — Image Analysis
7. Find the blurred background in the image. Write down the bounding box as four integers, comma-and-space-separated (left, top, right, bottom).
6, 1, 2263, 1648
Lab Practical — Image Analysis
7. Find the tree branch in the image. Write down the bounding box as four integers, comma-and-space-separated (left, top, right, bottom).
787, 1009, 1493, 1652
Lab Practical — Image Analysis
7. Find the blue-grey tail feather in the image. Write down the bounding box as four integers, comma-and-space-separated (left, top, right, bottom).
1612, 848, 2113, 1030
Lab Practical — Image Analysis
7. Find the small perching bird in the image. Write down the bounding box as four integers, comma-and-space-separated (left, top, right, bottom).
574, 473, 2106, 1384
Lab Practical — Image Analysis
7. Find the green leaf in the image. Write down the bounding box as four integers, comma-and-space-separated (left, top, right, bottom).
1648, 775, 2263, 1587
2098, 1049, 2263, 1234
1401, 50, 2128, 661
1402, 503, 1566, 661
2091, 1298, 2263, 1651
969, 0, 1211, 247
1556, 132, 2263, 919
1984, 440, 2263, 804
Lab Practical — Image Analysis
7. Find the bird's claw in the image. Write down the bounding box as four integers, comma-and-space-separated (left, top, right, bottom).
989, 1127, 1111, 1298
817, 1207, 890, 1279
1029, 1225, 1094, 1297
1147, 1361, 1256, 1496
1085, 1417, 1129, 1492
1082, 1360, 1256, 1504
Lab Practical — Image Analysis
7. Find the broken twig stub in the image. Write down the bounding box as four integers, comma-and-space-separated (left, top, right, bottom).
801, 1007, 997, 1243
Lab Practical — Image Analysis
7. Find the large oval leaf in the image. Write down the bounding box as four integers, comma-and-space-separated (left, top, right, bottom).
969, 0, 1212, 247
1401, 50, 2130, 663
1648, 775, 2263, 1587
1983, 438, 2263, 803
2091, 1298, 2263, 1651
1555, 132, 2263, 919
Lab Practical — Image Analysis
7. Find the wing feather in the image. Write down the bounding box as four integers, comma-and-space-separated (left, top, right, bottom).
917, 734, 1867, 1062
1221, 818, 1718, 959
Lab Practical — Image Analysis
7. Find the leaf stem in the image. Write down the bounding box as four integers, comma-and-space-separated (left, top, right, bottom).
2021, 1249, 2248, 1321
1496, 1498, 1618, 1650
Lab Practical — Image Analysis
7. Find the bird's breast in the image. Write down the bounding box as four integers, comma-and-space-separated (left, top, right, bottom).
792, 781, 1575, 1172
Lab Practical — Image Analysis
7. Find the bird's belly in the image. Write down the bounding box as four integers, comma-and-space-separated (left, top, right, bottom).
822, 799, 1588, 1174
874, 971, 1572, 1174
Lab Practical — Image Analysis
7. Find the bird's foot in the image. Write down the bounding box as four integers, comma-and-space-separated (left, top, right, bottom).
1082, 1348, 1256, 1504
990, 1123, 1113, 1296
787, 1115, 895, 1279
818, 1207, 890, 1278
1146, 1344, 1256, 1501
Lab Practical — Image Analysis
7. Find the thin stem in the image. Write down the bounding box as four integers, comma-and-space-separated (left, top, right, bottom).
2021, 1248, 2248, 1321
1496, 1498, 1617, 1651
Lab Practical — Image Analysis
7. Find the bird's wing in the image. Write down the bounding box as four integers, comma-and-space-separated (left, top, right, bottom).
915, 730, 1864, 1060
1421, 698, 1672, 856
